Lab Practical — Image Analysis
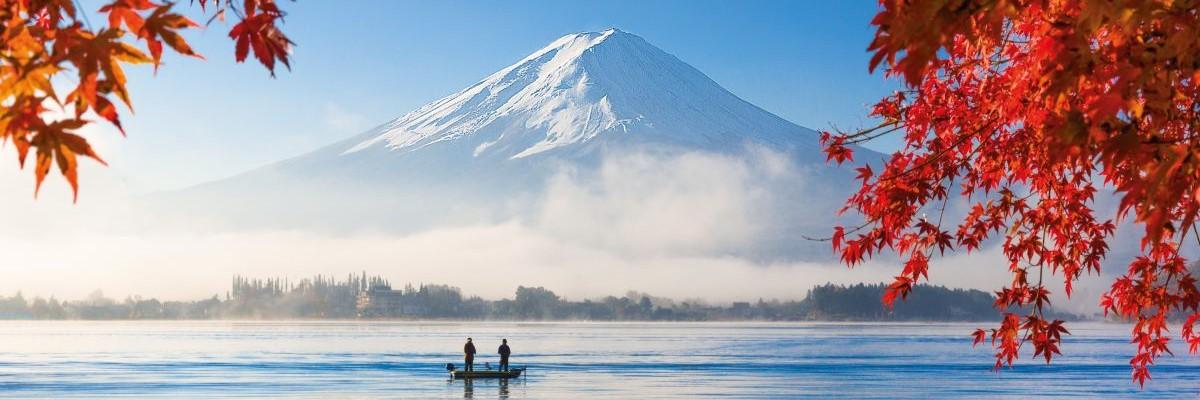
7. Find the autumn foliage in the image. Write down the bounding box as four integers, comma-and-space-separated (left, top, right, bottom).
822, 0, 1200, 386
0, 0, 291, 199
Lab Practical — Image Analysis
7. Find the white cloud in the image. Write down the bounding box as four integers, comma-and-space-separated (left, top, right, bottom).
536, 150, 782, 255
0, 224, 880, 302
0, 146, 1116, 314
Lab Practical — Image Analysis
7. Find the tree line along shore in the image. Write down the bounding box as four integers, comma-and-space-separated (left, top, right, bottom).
0, 274, 1081, 321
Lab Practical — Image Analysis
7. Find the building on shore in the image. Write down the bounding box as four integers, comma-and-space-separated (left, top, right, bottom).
356, 285, 432, 318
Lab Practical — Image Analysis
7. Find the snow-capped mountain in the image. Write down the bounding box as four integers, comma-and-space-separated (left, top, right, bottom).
161, 28, 875, 250
340, 28, 815, 162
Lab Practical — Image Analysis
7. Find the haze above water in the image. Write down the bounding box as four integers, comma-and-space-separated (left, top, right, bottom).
0, 321, 1196, 399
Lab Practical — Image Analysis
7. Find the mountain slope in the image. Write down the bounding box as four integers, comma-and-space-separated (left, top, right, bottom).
158, 29, 878, 252
337, 28, 817, 163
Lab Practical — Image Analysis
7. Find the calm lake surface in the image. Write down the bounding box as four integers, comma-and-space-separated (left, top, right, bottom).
0, 321, 1196, 398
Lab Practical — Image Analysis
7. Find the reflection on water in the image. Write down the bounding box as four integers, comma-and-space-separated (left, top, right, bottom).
455, 378, 512, 399
448, 374, 513, 396
0, 321, 1196, 398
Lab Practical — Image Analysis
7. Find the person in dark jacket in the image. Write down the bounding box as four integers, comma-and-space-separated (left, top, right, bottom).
498, 339, 512, 371
464, 338, 477, 371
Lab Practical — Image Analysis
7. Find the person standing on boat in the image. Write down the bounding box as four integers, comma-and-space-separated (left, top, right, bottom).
498, 339, 512, 371
464, 338, 477, 372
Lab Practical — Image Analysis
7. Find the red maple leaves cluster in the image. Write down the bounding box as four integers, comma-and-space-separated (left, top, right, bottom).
823, 0, 1200, 385
0, 0, 291, 199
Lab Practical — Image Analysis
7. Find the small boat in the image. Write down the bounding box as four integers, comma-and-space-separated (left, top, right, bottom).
449, 368, 524, 379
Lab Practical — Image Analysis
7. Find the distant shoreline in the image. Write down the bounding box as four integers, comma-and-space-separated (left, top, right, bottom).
0, 277, 1087, 322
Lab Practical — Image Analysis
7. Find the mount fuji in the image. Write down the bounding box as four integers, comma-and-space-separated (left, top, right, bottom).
343, 28, 814, 160
162, 28, 878, 253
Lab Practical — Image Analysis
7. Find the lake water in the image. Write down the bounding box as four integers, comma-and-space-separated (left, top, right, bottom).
0, 321, 1196, 398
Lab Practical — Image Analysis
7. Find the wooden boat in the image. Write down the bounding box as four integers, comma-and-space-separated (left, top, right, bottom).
449, 368, 524, 379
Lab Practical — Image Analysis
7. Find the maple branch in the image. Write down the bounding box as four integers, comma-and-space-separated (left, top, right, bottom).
1192, 224, 1200, 249
878, 118, 999, 183
854, 0, 1200, 383
1036, 227, 1047, 319
840, 122, 905, 144
72, 0, 92, 30
801, 220, 872, 242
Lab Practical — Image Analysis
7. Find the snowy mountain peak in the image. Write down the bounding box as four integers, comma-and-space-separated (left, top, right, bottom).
342, 29, 812, 159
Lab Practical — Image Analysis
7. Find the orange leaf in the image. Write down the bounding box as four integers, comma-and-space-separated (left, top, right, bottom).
139, 3, 202, 66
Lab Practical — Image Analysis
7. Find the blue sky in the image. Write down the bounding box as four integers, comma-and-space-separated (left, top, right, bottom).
104, 0, 896, 191
5, 2, 1118, 306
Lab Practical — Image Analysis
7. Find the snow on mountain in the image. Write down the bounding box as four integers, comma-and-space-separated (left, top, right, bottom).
336, 28, 818, 162
158, 28, 875, 252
